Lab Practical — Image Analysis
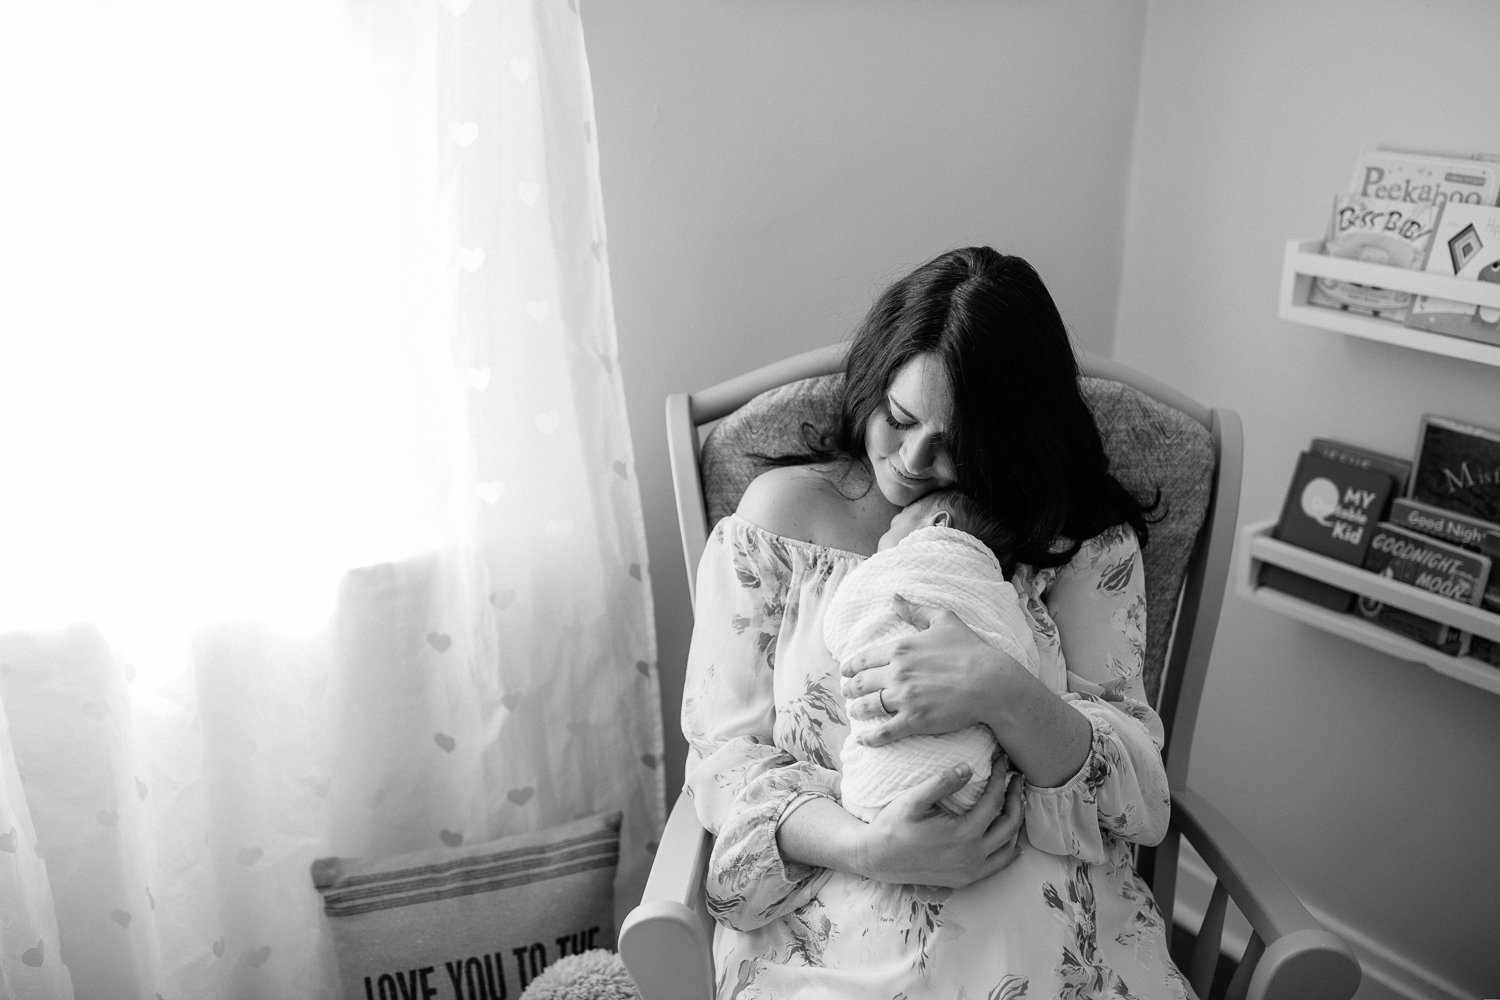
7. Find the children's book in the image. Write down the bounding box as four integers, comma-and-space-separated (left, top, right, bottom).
1350, 150, 1500, 208
1309, 438, 1413, 496
1308, 195, 1439, 320
1389, 497, 1500, 557
1357, 522, 1490, 656
1261, 451, 1395, 611
1411, 415, 1500, 525
1404, 202, 1500, 346
1388, 497, 1500, 666
1471, 630, 1500, 668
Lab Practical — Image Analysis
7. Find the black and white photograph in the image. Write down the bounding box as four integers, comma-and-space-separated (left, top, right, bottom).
0, 3, 1496, 999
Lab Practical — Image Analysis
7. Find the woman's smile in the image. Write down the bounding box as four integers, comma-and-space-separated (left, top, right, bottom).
889, 458, 930, 486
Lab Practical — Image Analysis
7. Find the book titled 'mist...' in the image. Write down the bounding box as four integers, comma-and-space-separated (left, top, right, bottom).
1261, 452, 1394, 611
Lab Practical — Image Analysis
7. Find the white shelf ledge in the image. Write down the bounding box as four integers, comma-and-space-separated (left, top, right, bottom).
1278, 239, 1500, 368
1237, 518, 1500, 696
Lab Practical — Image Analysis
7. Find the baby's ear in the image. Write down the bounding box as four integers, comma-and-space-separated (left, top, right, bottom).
931, 509, 951, 528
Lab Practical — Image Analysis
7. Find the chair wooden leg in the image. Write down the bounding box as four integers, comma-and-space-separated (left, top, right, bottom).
1153, 829, 1180, 949
1189, 879, 1229, 999
1223, 931, 1264, 1000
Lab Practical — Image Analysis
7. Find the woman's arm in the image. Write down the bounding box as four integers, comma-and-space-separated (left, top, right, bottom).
1029, 523, 1171, 855
839, 596, 1092, 787
681, 516, 842, 930
1047, 524, 1159, 732
700, 469, 1030, 896
776, 763, 1026, 888
839, 525, 1172, 862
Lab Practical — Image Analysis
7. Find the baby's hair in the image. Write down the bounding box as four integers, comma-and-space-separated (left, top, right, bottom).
911, 489, 1019, 571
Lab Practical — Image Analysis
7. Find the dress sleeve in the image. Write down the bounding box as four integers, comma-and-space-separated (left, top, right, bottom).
1022, 523, 1173, 863
680, 517, 841, 931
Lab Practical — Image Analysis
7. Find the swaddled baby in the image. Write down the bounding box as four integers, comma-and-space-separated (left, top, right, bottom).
827, 489, 1040, 821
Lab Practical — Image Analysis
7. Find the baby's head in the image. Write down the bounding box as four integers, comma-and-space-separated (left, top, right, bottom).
878, 489, 1017, 567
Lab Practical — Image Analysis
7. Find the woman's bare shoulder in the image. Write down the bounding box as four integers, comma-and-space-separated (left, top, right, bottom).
736, 464, 857, 547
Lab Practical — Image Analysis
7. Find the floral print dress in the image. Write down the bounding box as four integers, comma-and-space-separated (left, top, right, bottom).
682, 514, 1193, 1000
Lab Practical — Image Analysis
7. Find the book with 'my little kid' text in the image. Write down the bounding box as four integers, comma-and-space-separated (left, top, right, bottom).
1310, 437, 1412, 496
1261, 451, 1395, 612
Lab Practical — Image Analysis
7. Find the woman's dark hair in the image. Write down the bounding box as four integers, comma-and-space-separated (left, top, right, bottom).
773, 246, 1157, 568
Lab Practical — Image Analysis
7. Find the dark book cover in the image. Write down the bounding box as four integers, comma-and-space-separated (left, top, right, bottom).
1310, 437, 1413, 497
1388, 498, 1500, 668
1358, 522, 1491, 655
1470, 636, 1500, 667
1273, 452, 1395, 562
1355, 591, 1463, 654
1261, 452, 1394, 612
1388, 498, 1500, 614
1411, 415, 1500, 524
1257, 563, 1356, 612
1388, 497, 1500, 554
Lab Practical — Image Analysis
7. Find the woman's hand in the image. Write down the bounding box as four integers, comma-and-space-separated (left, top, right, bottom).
840, 594, 1020, 746
853, 763, 1025, 888
842, 594, 1094, 787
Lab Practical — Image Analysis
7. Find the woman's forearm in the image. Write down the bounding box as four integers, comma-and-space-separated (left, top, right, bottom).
987, 664, 1092, 787
774, 767, 1029, 889
775, 797, 869, 875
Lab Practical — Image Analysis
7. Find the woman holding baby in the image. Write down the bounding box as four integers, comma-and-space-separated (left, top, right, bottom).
681, 247, 1189, 998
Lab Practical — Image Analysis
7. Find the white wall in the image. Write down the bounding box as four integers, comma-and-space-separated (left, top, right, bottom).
1113, 3, 1500, 998
584, 0, 1149, 798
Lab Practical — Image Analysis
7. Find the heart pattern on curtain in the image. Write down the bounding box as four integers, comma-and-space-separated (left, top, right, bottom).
0, 0, 662, 997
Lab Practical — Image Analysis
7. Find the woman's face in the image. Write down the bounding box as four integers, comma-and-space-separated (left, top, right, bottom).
864, 353, 959, 506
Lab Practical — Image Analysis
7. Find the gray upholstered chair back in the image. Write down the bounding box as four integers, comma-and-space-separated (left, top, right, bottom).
698, 374, 1216, 706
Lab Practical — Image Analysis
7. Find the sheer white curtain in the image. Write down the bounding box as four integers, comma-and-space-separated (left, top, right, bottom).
0, 2, 663, 997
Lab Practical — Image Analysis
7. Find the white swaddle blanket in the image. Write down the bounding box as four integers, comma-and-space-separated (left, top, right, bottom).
826, 525, 1040, 820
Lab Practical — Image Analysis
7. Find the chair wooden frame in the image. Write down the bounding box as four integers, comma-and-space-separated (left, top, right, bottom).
619, 343, 1360, 1000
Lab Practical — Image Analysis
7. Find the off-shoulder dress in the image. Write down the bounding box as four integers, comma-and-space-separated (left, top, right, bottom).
682, 513, 1192, 1000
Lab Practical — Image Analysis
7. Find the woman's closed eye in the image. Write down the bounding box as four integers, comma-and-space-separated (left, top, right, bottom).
883, 410, 916, 431
883, 400, 948, 447
882, 397, 918, 431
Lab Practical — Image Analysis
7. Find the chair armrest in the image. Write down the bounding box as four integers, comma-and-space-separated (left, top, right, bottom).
618, 792, 716, 1000
665, 392, 709, 607
1173, 788, 1361, 1000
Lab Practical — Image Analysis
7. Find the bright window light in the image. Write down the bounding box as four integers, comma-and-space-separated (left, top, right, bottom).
0, 1, 457, 641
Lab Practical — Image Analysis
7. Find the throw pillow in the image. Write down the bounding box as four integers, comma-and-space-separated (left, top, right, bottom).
311, 811, 621, 1000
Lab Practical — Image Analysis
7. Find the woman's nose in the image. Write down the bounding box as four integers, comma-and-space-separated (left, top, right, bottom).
901, 434, 935, 474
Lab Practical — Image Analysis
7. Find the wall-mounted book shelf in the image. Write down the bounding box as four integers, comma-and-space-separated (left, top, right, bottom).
1278, 239, 1500, 368
1237, 518, 1500, 696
